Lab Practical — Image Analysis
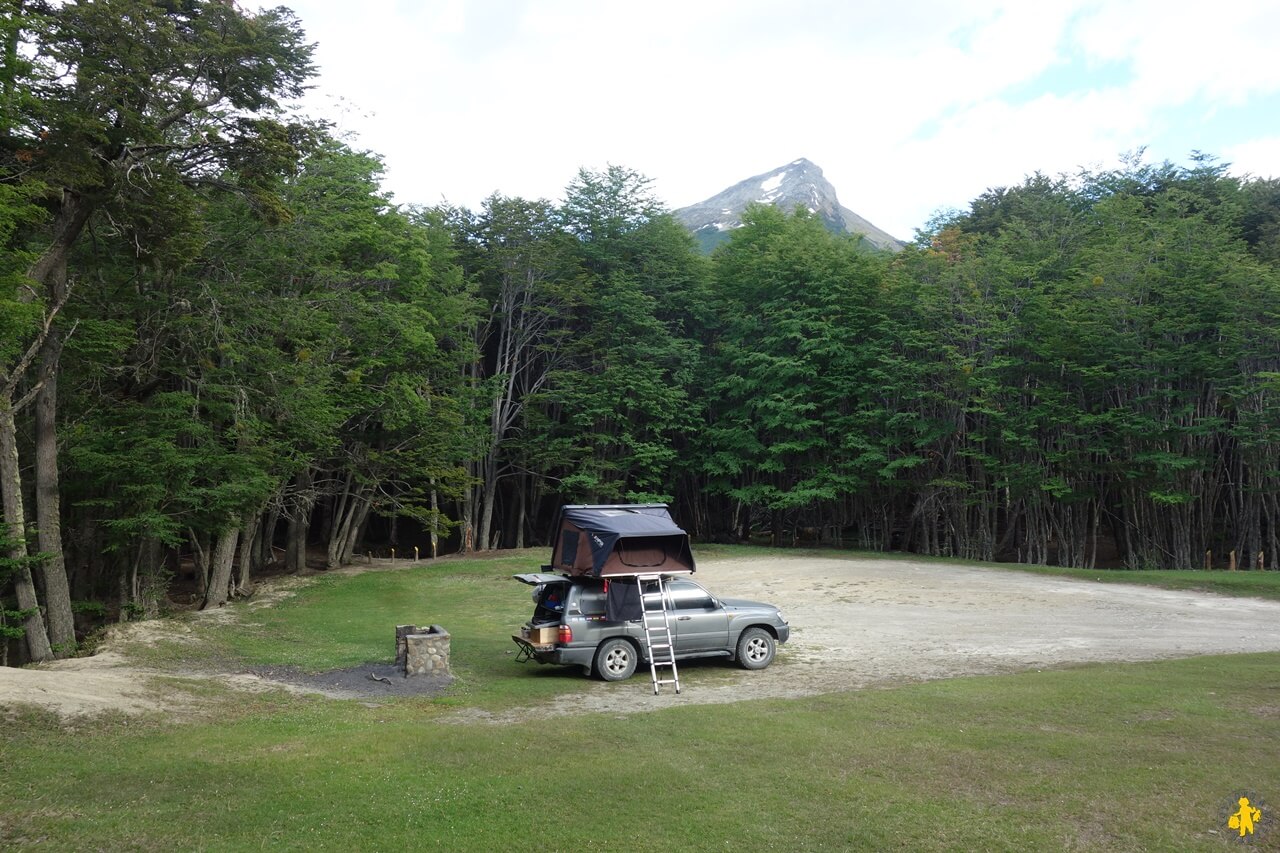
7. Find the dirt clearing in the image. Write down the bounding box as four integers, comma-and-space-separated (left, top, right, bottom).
463, 554, 1280, 721
6, 554, 1280, 720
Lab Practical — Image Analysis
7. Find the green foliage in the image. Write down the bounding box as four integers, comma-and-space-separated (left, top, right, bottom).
0, 181, 46, 367
11, 0, 314, 192
0, 530, 48, 642
516, 166, 708, 504
58, 138, 475, 566
703, 204, 887, 517
5, 0, 1279, 616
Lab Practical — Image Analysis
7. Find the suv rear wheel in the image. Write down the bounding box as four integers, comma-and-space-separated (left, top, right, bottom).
594, 638, 638, 681
736, 627, 776, 670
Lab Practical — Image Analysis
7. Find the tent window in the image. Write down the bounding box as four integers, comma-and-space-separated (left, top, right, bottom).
559, 530, 580, 567
617, 536, 667, 567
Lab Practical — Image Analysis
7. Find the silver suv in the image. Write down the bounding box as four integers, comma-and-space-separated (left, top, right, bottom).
513, 573, 790, 681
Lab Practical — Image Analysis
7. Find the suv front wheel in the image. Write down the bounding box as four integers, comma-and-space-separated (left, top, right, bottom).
594, 638, 639, 681
736, 627, 776, 670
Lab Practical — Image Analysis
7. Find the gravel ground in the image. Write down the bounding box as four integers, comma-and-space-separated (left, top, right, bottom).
455, 554, 1280, 722
7, 553, 1280, 720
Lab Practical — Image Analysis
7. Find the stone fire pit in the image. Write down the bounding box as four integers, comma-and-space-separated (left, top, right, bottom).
395, 624, 450, 677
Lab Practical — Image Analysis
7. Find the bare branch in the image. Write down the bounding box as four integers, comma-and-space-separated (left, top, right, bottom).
1, 288, 71, 402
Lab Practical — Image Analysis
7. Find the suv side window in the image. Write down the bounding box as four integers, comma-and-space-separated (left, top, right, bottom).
573, 586, 607, 616
667, 581, 715, 610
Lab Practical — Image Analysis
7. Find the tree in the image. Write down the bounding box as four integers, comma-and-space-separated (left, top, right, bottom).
0, 177, 54, 657
536, 167, 707, 507
60, 139, 474, 608
1, 0, 314, 652
451, 194, 570, 551
703, 204, 885, 545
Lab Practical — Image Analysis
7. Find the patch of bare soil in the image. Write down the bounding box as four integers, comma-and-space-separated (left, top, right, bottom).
0, 558, 425, 720
0, 653, 171, 718
243, 662, 452, 700
7, 553, 1280, 722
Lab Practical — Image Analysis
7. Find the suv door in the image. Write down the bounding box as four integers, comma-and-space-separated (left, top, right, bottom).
666, 579, 730, 653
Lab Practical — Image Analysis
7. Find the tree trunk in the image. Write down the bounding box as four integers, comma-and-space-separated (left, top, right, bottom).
27, 193, 88, 643
189, 528, 211, 598
202, 526, 240, 609
27, 190, 93, 292
515, 480, 527, 550
342, 500, 372, 565
460, 462, 477, 553
134, 536, 164, 619
0, 198, 86, 662
34, 333, 75, 654
259, 507, 280, 567
0, 405, 53, 662
286, 513, 307, 572
326, 484, 362, 570
285, 470, 314, 573
235, 511, 259, 595
478, 459, 497, 553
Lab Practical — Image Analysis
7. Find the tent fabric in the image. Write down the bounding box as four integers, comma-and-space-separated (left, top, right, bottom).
560, 505, 685, 538
605, 580, 644, 622
552, 504, 696, 578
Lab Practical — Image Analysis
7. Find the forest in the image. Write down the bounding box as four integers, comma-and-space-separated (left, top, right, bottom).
2, 0, 1278, 663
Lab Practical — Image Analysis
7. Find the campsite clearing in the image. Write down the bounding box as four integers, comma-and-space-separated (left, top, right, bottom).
5, 550, 1280, 719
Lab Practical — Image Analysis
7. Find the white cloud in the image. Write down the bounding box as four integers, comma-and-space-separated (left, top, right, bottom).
265, 0, 1280, 238
1224, 137, 1280, 180
1073, 0, 1280, 105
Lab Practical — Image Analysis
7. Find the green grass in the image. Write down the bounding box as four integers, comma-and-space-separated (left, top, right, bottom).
5, 549, 1280, 850
994, 563, 1280, 601
4, 655, 1279, 850
135, 552, 592, 708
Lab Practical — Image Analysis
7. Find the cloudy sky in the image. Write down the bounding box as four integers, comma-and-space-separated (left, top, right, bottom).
263, 0, 1280, 240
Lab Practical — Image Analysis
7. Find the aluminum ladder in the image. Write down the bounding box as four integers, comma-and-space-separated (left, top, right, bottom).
636, 574, 681, 695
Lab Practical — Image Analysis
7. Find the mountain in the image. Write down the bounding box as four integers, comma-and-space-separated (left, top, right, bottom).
673, 158, 904, 253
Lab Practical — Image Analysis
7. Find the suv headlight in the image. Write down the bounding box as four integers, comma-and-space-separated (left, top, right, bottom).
776, 610, 786, 623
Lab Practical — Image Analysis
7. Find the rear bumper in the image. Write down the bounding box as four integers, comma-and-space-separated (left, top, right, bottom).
533, 645, 596, 668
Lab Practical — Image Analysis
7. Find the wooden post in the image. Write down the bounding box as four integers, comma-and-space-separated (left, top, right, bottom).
390, 548, 395, 563
1229, 550, 1237, 571
414, 546, 419, 562
1204, 550, 1212, 570
1259, 551, 1266, 571
367, 550, 373, 564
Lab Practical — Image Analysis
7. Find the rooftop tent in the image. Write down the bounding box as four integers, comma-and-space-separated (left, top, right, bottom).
549, 504, 696, 578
